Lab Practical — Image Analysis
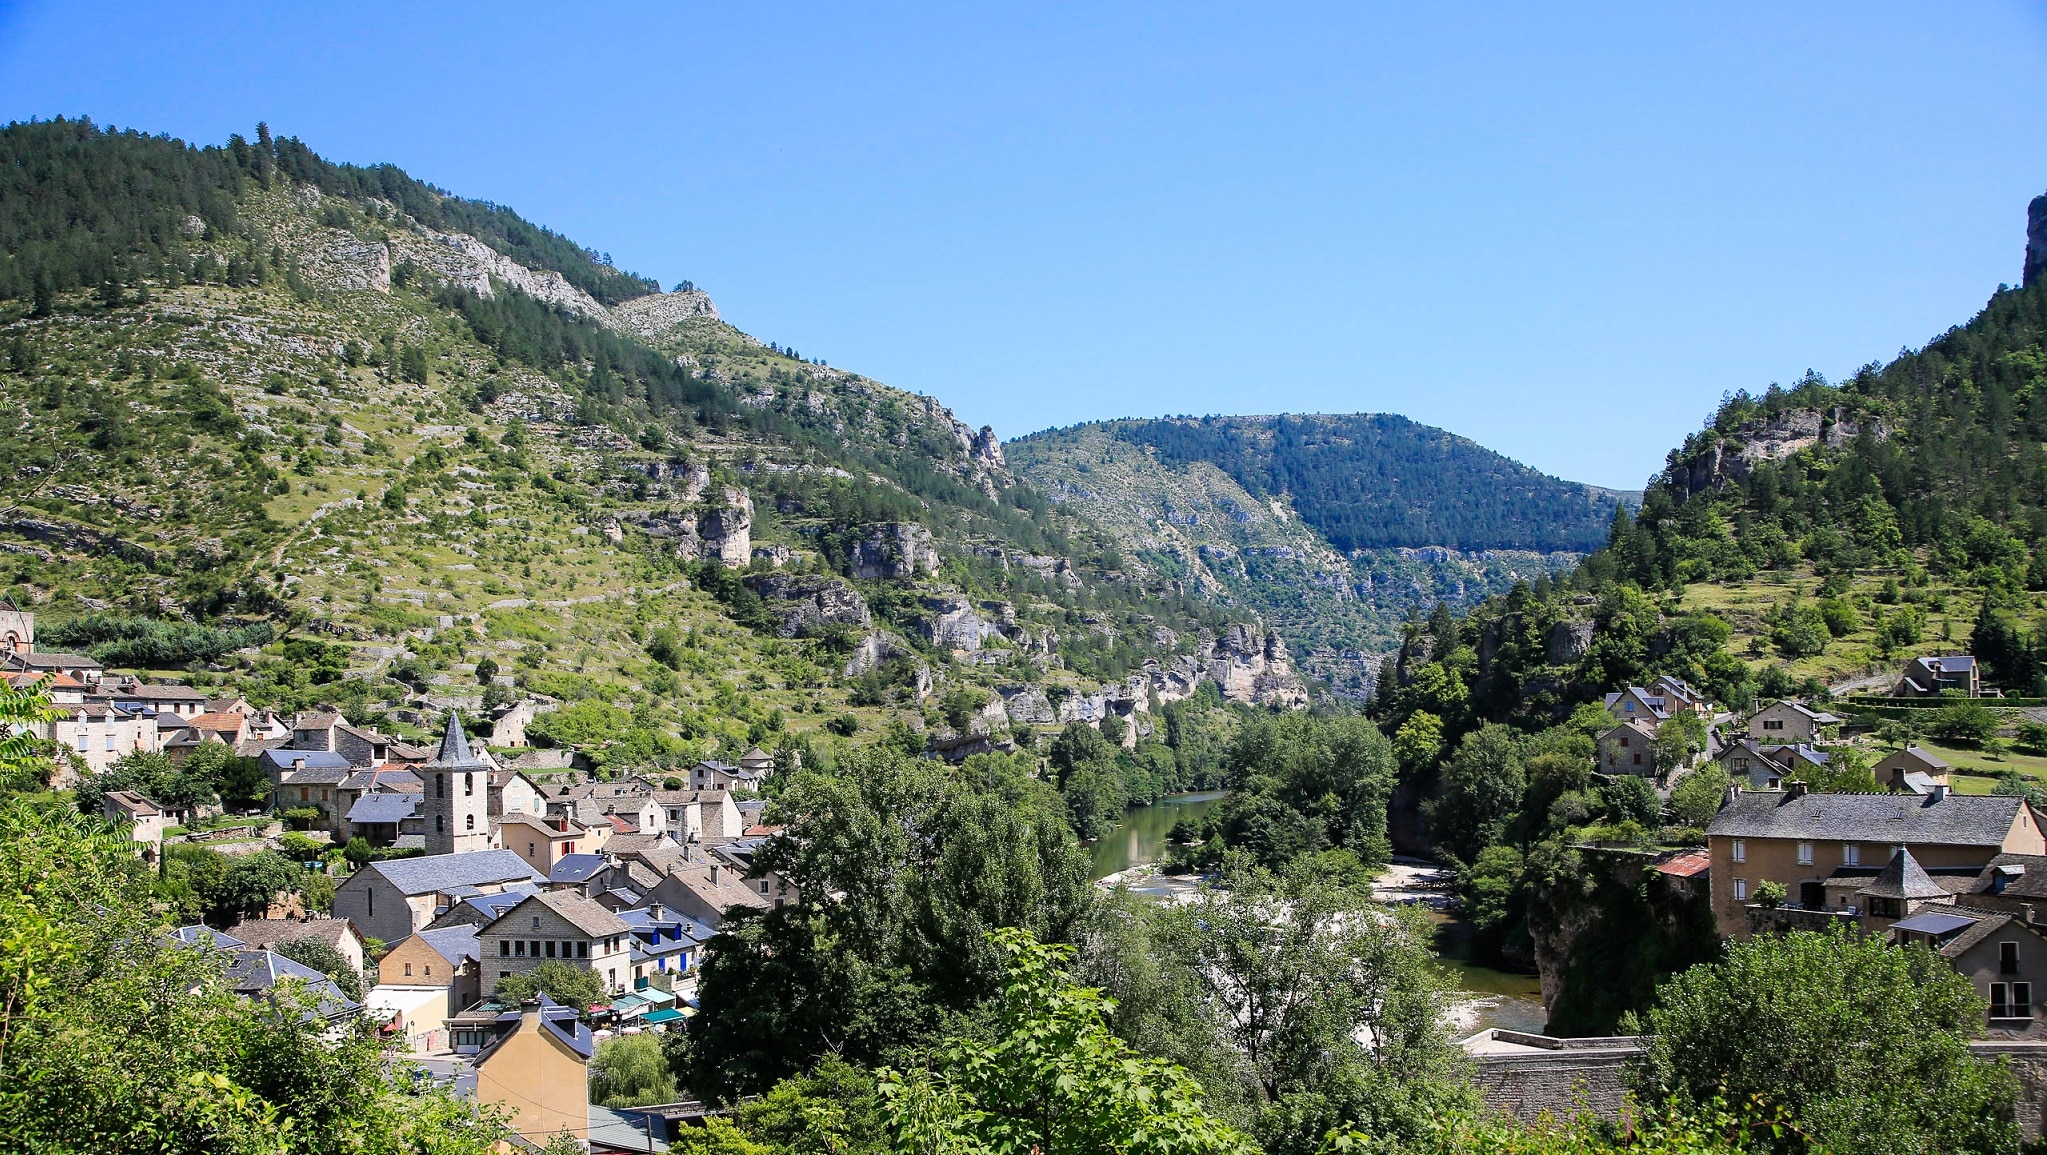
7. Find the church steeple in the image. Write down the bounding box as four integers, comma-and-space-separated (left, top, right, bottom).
423, 711, 490, 855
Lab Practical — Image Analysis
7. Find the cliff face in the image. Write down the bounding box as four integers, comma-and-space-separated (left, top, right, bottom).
1524, 848, 1721, 1036
1665, 407, 1889, 497
2028, 192, 2047, 289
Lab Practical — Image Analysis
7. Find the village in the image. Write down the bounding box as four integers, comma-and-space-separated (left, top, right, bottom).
8, 583, 2046, 1148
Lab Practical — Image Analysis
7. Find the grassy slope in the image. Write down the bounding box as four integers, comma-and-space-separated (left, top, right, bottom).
0, 184, 1221, 759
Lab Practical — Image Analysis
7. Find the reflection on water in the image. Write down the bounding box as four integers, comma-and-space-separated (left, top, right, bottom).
1429, 910, 1549, 1035
1086, 791, 1224, 879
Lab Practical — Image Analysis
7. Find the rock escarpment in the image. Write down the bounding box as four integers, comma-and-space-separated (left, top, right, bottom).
1666, 408, 1889, 497
611, 288, 722, 340
1202, 622, 1309, 708
624, 487, 752, 566
850, 522, 940, 580
742, 573, 872, 638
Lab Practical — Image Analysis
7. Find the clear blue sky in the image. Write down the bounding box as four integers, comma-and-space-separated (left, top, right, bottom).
3, 3, 2044, 489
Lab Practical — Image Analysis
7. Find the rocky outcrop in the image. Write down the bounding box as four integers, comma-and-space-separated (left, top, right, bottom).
742, 573, 872, 638
611, 288, 722, 340
998, 683, 1057, 726
624, 487, 752, 567
843, 630, 930, 698
850, 523, 939, 580
1668, 408, 1889, 496
917, 595, 1004, 653
1548, 620, 1594, 666
410, 230, 610, 319
1202, 623, 1309, 707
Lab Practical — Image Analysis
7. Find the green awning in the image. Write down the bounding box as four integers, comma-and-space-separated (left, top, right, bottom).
642, 1007, 685, 1024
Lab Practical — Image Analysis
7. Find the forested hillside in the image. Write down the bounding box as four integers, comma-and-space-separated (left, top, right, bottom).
1007, 415, 1624, 696
0, 117, 1285, 768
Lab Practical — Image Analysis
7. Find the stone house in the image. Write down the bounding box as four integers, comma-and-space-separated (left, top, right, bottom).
331, 849, 544, 946
50, 702, 159, 777
498, 812, 609, 877
476, 891, 635, 995
377, 924, 483, 1013
1896, 654, 1982, 698
1876, 746, 1953, 794
289, 711, 409, 768
488, 769, 546, 821
1747, 699, 1841, 745
223, 916, 369, 976
1596, 719, 1658, 776
645, 859, 773, 928
1892, 908, 2047, 1033
1715, 740, 1831, 790
689, 759, 765, 793
102, 789, 167, 862
1706, 785, 2047, 938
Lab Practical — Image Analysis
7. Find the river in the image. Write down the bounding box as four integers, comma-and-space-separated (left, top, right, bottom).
1085, 797, 1548, 1035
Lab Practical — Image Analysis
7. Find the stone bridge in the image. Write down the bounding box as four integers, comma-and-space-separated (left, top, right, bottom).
1466, 1031, 2047, 1138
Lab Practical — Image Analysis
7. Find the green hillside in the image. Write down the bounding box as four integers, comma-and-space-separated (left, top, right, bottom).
1006, 415, 1625, 696
0, 117, 1264, 763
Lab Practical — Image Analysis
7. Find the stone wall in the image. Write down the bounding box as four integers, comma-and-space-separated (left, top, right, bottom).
1472, 1032, 2047, 1138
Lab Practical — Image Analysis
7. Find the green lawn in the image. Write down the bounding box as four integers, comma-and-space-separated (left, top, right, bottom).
1927, 740, 2047, 793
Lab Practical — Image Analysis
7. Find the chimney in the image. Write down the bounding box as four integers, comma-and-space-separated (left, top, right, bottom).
1786, 781, 1809, 799
649, 902, 664, 921
709, 865, 720, 887
1930, 783, 1950, 802
1724, 782, 1741, 807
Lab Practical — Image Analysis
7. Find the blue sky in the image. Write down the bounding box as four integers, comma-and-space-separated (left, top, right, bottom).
2, 3, 2044, 488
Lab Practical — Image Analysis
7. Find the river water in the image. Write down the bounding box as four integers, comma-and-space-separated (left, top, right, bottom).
1086, 794, 1548, 1035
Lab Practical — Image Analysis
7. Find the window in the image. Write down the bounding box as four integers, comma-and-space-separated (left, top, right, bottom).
608, 968, 617, 989
1797, 842, 1813, 866
404, 962, 413, 976
2017, 982, 2034, 1018
532, 916, 541, 929
367, 891, 374, 918
1764, 719, 1784, 731
436, 775, 446, 799
1731, 840, 1746, 864
300, 787, 309, 801
578, 942, 589, 959
1733, 878, 1748, 901
514, 941, 526, 957
425, 965, 432, 976
1843, 844, 1860, 867
435, 815, 444, 834
1632, 753, 1642, 766
2003, 941, 2021, 974
528, 842, 536, 856
499, 941, 509, 957
74, 729, 86, 752
1992, 982, 2011, 1017
1619, 736, 1630, 748
465, 814, 475, 831
546, 941, 557, 959
464, 772, 474, 796
104, 732, 115, 751
529, 939, 540, 957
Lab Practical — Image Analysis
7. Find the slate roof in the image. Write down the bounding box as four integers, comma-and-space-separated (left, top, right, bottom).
1972, 854, 2047, 900
260, 748, 353, 775
551, 853, 609, 885
1861, 848, 1948, 900
416, 925, 482, 965
527, 890, 632, 937
426, 712, 485, 771
225, 949, 361, 1020
364, 849, 543, 896
6, 650, 101, 670
126, 683, 209, 703
1708, 791, 2027, 847
1939, 911, 2021, 960
1893, 910, 1980, 937
340, 768, 423, 792
172, 924, 246, 949
346, 792, 419, 824
224, 918, 360, 953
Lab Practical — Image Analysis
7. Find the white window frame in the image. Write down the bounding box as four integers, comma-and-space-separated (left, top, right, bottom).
1797, 842, 1813, 866
1843, 844, 1860, 867
1731, 839, 1746, 864
1733, 878, 1748, 901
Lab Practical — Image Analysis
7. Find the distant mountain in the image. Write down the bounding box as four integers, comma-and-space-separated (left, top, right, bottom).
1007, 415, 1631, 696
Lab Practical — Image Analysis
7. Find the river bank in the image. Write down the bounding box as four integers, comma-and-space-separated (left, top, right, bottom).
1085, 805, 1549, 1035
